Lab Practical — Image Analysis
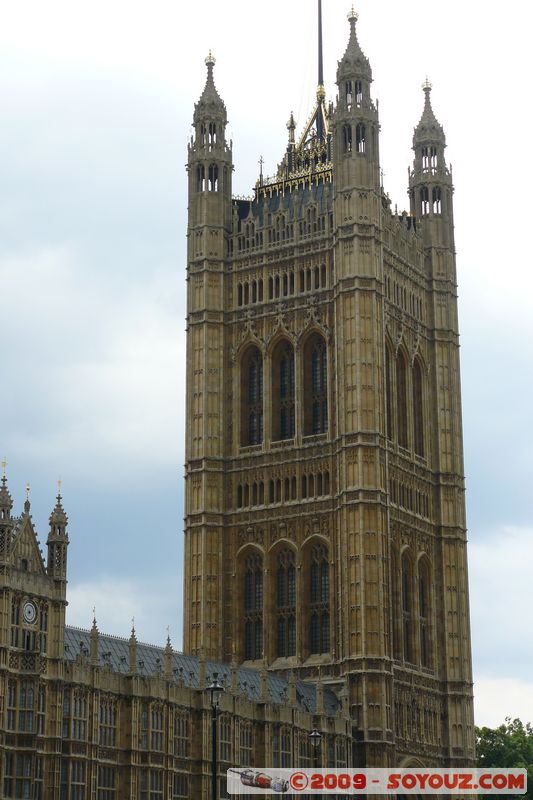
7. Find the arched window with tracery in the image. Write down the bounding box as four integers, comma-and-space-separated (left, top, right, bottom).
413, 358, 425, 457
396, 350, 408, 448
401, 552, 413, 663
276, 549, 296, 657
272, 341, 295, 441
243, 553, 263, 661
241, 347, 263, 446
309, 543, 330, 654
418, 558, 431, 668
303, 333, 327, 435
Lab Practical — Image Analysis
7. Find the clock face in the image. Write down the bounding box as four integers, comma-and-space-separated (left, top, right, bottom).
23, 601, 37, 625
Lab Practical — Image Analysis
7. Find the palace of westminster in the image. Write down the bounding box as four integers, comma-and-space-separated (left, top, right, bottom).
0, 6, 475, 798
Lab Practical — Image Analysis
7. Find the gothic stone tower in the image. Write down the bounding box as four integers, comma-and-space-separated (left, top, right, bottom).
183, 10, 475, 768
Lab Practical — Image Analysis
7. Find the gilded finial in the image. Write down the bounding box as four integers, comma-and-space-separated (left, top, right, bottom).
131, 616, 135, 632
25, 482, 30, 501
348, 6, 358, 22
1, 457, 7, 479
57, 477, 62, 500
422, 77, 432, 93
205, 50, 216, 67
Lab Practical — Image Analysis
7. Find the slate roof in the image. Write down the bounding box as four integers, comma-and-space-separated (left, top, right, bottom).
64, 626, 339, 715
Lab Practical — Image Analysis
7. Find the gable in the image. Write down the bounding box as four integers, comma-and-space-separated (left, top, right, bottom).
11, 516, 46, 575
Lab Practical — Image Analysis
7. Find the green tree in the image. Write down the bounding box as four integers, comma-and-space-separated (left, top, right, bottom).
476, 718, 532, 798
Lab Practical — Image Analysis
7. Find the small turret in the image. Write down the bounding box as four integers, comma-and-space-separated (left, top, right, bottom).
90, 614, 99, 666
332, 9, 380, 190
0, 461, 13, 563
188, 52, 232, 205
128, 623, 137, 675
336, 8, 372, 110
193, 51, 228, 145
408, 80, 454, 249
46, 486, 69, 581
164, 634, 173, 680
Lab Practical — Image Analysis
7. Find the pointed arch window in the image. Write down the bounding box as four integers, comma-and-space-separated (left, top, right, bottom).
208, 164, 218, 191
272, 341, 295, 441
419, 558, 432, 668
276, 549, 296, 657
303, 333, 328, 435
401, 552, 413, 663
396, 350, 408, 448
356, 123, 366, 153
355, 80, 363, 107
241, 347, 263, 446
345, 81, 353, 110
432, 186, 442, 214
420, 186, 429, 215
244, 553, 263, 661
413, 358, 425, 457
422, 146, 429, 172
343, 124, 352, 153
309, 543, 330, 654
196, 164, 205, 192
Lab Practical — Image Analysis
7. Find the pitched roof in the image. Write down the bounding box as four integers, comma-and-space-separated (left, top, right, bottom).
64, 626, 340, 715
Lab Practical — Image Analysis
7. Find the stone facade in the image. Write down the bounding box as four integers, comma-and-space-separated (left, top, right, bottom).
183, 7, 475, 772
0, 8, 475, 800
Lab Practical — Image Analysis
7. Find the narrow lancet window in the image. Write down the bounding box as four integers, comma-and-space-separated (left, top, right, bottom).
356, 123, 366, 153
432, 186, 442, 214
304, 334, 328, 435
244, 553, 263, 660
241, 347, 263, 446
396, 350, 408, 448
276, 549, 296, 657
208, 164, 218, 191
272, 341, 295, 441
420, 186, 429, 215
413, 359, 424, 457
309, 543, 330, 654
402, 552, 413, 663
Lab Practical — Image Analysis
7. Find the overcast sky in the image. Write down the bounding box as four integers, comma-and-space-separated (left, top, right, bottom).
1, 0, 532, 729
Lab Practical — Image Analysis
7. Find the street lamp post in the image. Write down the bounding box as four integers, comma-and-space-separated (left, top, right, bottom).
206, 673, 225, 800
309, 728, 323, 769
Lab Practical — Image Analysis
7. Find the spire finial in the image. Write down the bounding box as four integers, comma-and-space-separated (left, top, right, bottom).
57, 477, 62, 503
348, 6, 358, 25
92, 607, 97, 628
205, 50, 216, 81
1, 457, 7, 482
422, 76, 432, 94
25, 482, 30, 502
